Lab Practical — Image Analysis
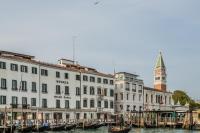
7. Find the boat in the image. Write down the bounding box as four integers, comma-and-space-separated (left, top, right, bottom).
32, 125, 46, 132
16, 125, 33, 133
49, 124, 66, 131
192, 123, 200, 130
0, 126, 15, 133
108, 125, 132, 133
65, 123, 76, 131
82, 122, 97, 130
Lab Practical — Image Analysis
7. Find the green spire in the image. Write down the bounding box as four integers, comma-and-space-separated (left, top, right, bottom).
155, 52, 165, 68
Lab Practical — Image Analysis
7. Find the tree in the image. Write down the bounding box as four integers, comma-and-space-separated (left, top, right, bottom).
172, 90, 191, 106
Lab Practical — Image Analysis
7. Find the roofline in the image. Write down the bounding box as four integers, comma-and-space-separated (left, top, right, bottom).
116, 72, 139, 77
144, 86, 172, 94
0, 50, 35, 59
0, 55, 114, 79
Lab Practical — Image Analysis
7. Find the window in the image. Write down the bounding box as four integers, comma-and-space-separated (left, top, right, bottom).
90, 99, 95, 108
1, 78, 7, 89
65, 86, 69, 95
56, 71, 60, 78
12, 80, 17, 90
146, 94, 148, 103
76, 75, 80, 80
12, 96, 18, 105
83, 86, 87, 94
0, 62, 6, 69
127, 105, 130, 111
165, 96, 167, 104
110, 101, 114, 109
110, 80, 114, 85
104, 101, 108, 108
83, 99, 87, 107
21, 81, 27, 91
169, 96, 171, 105
90, 86, 95, 95
155, 77, 160, 80
98, 101, 101, 108
42, 84, 48, 93
120, 93, 123, 100
110, 89, 114, 97
97, 88, 101, 95
132, 84, 136, 92
64, 73, 69, 79
115, 94, 118, 101
0, 96, 6, 104
56, 85, 61, 94
65, 100, 69, 109
103, 79, 108, 84
41, 69, 48, 76
127, 94, 129, 100
31, 98, 36, 106
104, 88, 107, 96
90, 76, 95, 82
125, 82, 130, 91
32, 82, 37, 92
83, 75, 88, 81
21, 65, 28, 73
84, 113, 87, 119
97, 78, 101, 83
42, 99, 47, 108
76, 101, 81, 109
76, 87, 80, 96
56, 100, 60, 108
22, 97, 27, 105
10, 64, 18, 71
133, 94, 135, 101
32, 67, 37, 74
149, 94, 152, 103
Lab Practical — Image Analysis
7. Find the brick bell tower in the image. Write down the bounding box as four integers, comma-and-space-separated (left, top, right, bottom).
154, 52, 167, 92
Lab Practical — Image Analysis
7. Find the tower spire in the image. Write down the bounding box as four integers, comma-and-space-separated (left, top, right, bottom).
154, 51, 167, 92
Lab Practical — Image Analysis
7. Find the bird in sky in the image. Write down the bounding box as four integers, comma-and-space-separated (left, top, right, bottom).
94, 1, 100, 5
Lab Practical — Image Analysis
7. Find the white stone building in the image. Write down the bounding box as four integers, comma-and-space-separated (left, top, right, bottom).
114, 72, 144, 114
0, 51, 114, 122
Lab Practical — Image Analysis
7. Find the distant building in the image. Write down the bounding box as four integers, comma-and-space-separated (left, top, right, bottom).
154, 52, 167, 92
114, 72, 144, 114
0, 50, 114, 122
144, 52, 173, 111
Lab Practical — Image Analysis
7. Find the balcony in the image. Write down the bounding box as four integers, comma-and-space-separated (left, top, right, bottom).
97, 108, 103, 112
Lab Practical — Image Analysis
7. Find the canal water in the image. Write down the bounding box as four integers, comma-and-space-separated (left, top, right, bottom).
43, 127, 200, 133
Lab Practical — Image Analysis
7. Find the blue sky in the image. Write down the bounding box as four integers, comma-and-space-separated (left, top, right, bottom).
0, 0, 200, 99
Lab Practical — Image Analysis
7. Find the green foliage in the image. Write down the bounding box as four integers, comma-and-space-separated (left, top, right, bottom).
172, 90, 190, 106
173, 90, 200, 109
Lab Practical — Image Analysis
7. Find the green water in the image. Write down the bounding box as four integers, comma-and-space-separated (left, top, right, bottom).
43, 127, 200, 133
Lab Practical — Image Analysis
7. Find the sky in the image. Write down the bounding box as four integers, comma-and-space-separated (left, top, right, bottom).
0, 0, 200, 99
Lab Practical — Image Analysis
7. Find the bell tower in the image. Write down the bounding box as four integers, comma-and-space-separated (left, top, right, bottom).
154, 52, 167, 92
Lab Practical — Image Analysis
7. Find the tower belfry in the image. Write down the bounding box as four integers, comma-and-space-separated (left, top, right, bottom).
154, 52, 167, 92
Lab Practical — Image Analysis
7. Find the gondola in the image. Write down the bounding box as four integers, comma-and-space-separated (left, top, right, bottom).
49, 124, 66, 131
82, 122, 97, 130
16, 125, 33, 133
0, 126, 15, 133
65, 124, 76, 131
92, 122, 104, 129
32, 125, 46, 132
108, 125, 132, 133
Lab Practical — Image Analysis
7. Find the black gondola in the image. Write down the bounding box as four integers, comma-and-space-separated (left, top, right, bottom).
32, 125, 46, 132
82, 123, 97, 130
49, 124, 65, 131
65, 124, 76, 131
17, 126, 33, 133
0, 126, 15, 133
108, 125, 132, 133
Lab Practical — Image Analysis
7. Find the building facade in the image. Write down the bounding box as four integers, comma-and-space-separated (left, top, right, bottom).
114, 72, 144, 114
0, 51, 114, 122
